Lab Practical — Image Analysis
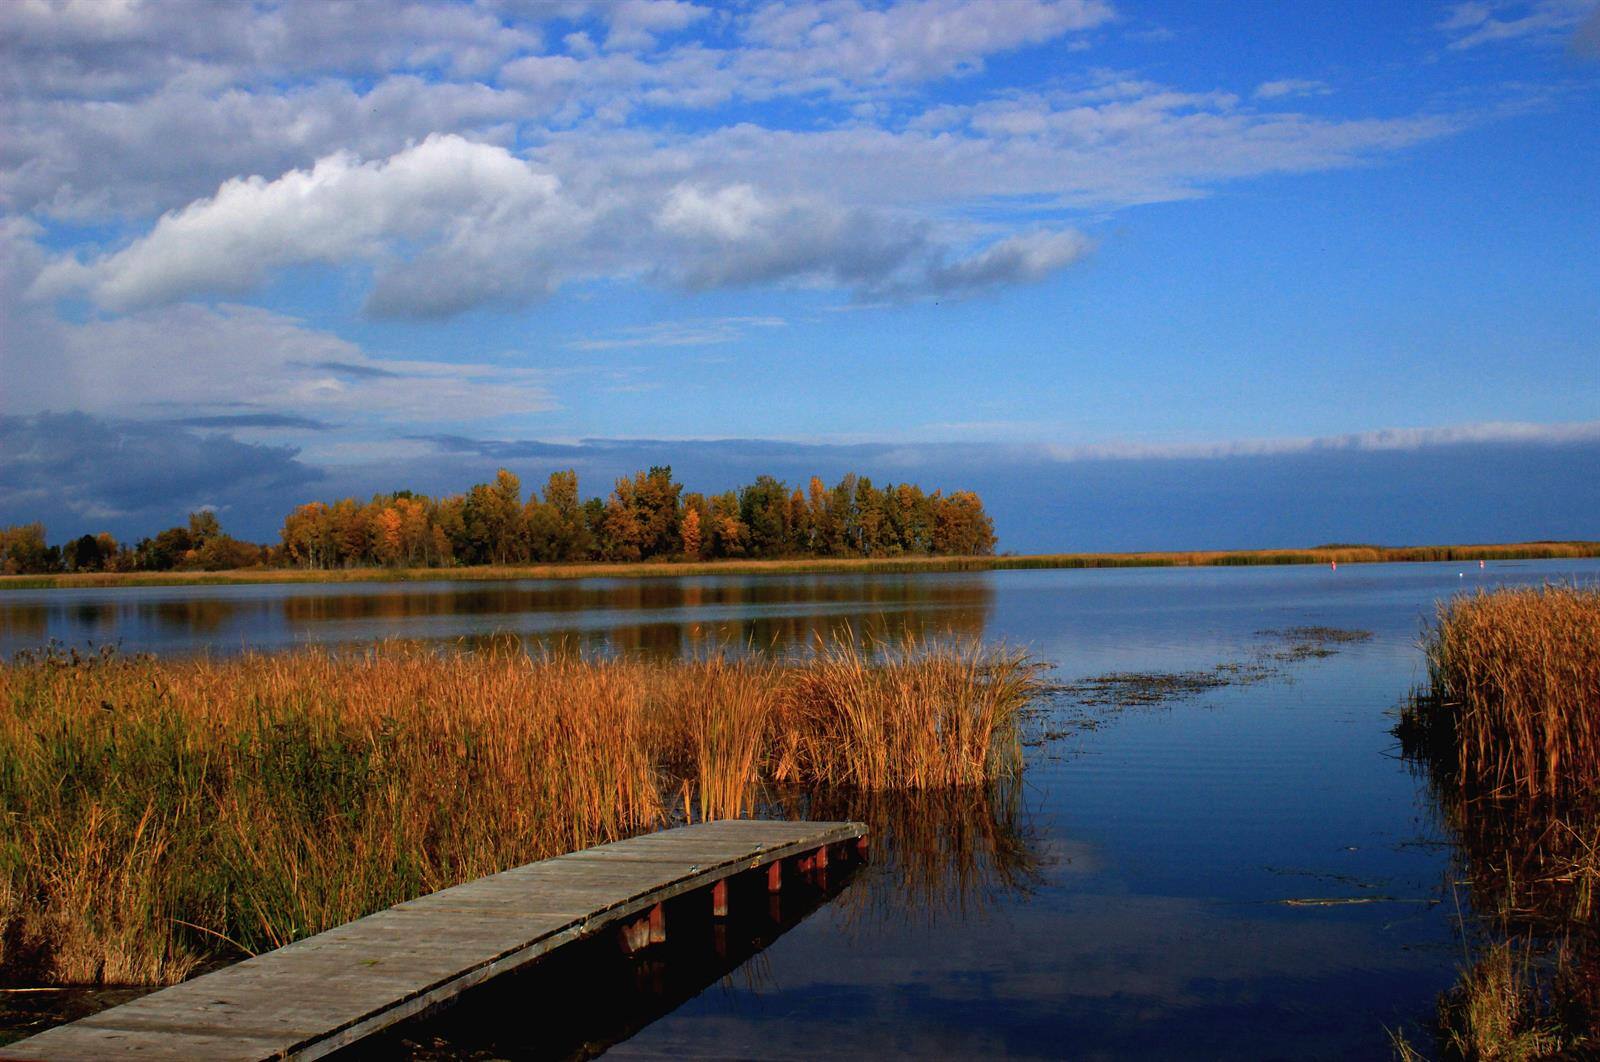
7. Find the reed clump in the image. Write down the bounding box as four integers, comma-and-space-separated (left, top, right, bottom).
1395, 941, 1593, 1061
1410, 585, 1600, 802
772, 639, 1033, 789
0, 639, 1041, 986
1394, 585, 1600, 1059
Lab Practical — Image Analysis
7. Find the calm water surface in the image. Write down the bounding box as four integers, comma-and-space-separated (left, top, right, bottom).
9, 559, 1599, 1058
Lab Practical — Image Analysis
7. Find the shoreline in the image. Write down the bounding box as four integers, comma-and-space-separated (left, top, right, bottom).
3, 540, 1597, 591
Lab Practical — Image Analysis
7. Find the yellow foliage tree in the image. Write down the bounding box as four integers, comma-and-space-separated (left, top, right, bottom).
681, 506, 702, 561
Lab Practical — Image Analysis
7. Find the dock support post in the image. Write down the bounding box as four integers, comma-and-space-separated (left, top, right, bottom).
648, 902, 666, 945
856, 835, 870, 859
815, 843, 829, 870
712, 879, 729, 918
620, 915, 650, 954
767, 861, 782, 893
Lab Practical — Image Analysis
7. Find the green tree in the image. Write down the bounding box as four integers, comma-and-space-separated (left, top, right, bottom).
461, 469, 525, 565
542, 470, 592, 561
739, 475, 791, 558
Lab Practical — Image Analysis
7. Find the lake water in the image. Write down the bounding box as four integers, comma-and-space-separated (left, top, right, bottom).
8, 558, 1599, 1058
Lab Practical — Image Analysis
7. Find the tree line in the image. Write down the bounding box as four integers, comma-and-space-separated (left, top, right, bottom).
0, 468, 996, 575
0, 512, 266, 575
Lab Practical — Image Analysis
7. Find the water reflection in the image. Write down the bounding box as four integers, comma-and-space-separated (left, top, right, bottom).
0, 574, 995, 659
342, 851, 865, 1061
775, 782, 1045, 927
1401, 730, 1600, 945
345, 784, 1041, 1059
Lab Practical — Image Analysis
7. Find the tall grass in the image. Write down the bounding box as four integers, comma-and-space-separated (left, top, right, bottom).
1417, 940, 1589, 1061
773, 639, 1032, 789
6, 540, 1597, 590
0, 640, 1041, 987
1410, 585, 1600, 802
1395, 585, 1600, 1059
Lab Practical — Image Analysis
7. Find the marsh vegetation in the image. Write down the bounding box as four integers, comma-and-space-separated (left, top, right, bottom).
0, 639, 1039, 988
1396, 585, 1600, 1059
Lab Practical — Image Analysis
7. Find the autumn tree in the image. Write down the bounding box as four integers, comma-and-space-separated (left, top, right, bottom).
680, 506, 703, 560
0, 524, 55, 574
708, 492, 746, 557
932, 491, 997, 555
253, 466, 996, 571
598, 476, 646, 562
633, 466, 682, 558
373, 506, 404, 566
188, 510, 221, 544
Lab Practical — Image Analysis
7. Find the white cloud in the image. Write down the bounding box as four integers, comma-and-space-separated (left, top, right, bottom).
628, 86, 1457, 211
1039, 420, 1600, 462
740, 0, 1115, 84
923, 229, 1094, 295
0, 0, 540, 99
36, 135, 569, 311
1440, 0, 1596, 49
4, 294, 554, 426
568, 316, 787, 350
1253, 78, 1332, 100
1, 1, 1477, 323
5, 0, 1462, 246
37, 138, 1101, 313
601, 0, 710, 51
1, 75, 539, 219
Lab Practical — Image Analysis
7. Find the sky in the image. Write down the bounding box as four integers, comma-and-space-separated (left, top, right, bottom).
2, 0, 1597, 552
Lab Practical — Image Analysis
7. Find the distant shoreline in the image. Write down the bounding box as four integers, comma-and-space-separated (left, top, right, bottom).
3, 541, 1597, 591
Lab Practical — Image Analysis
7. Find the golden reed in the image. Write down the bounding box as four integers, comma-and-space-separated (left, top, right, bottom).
5, 539, 1596, 590
0, 639, 1039, 986
1419, 585, 1600, 801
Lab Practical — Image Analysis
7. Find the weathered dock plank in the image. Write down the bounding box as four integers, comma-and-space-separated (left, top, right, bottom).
1, 819, 865, 1062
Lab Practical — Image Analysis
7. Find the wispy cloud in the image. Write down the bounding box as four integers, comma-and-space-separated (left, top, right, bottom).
1253, 78, 1332, 100
3, 295, 555, 426
1040, 420, 1600, 462
1440, 0, 1597, 50
165, 413, 337, 431
567, 316, 787, 351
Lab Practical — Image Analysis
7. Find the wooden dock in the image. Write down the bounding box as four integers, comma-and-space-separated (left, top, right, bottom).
2, 819, 866, 1061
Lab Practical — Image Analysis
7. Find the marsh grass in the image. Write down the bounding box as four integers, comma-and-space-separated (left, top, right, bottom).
0, 639, 1041, 986
6, 540, 1597, 591
1408, 585, 1600, 802
1394, 585, 1600, 1059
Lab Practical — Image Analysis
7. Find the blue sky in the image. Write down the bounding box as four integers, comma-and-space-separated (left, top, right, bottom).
2, 0, 1597, 550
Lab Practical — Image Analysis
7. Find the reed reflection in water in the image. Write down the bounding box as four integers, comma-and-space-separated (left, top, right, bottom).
358, 784, 1042, 1059
774, 781, 1044, 928
0, 573, 995, 658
